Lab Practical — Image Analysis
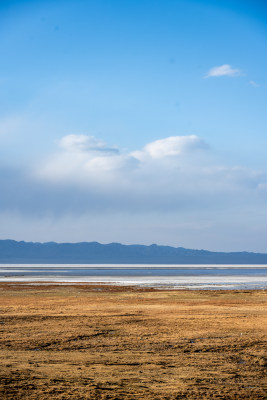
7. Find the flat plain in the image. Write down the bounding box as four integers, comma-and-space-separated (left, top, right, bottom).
0, 283, 266, 399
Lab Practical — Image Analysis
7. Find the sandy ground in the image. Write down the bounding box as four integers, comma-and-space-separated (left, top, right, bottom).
0, 283, 266, 399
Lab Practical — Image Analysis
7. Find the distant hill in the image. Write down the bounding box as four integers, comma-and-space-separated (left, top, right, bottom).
0, 240, 267, 264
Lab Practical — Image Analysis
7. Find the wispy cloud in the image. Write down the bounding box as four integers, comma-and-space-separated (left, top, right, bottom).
249, 80, 260, 88
205, 64, 242, 78
0, 115, 28, 137
59, 134, 119, 154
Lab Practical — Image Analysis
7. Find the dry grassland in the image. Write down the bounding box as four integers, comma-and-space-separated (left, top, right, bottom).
0, 283, 266, 399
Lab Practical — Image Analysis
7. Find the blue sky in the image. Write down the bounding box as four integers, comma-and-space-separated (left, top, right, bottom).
0, 0, 267, 251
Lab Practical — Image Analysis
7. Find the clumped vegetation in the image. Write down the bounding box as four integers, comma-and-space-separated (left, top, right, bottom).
0, 284, 266, 399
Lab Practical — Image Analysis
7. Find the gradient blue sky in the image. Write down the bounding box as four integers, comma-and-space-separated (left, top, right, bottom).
0, 0, 267, 251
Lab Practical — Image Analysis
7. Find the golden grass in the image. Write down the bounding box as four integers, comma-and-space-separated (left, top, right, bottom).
0, 283, 266, 399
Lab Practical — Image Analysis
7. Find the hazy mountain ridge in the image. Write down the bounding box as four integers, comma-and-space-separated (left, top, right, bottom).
0, 240, 266, 264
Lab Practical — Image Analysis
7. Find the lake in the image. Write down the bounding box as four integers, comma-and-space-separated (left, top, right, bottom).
1, 264, 267, 289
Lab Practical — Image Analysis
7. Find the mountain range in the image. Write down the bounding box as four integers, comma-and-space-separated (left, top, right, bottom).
0, 240, 267, 264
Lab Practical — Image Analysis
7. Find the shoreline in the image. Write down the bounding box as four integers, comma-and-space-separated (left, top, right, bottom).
1, 281, 267, 292
1, 278, 267, 290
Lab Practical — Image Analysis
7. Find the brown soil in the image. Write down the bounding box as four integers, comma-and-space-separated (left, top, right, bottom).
0, 283, 266, 399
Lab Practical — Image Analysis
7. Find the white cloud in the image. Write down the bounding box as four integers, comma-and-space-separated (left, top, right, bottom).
31, 134, 266, 214
205, 64, 242, 78
37, 134, 211, 186
1, 133, 266, 218
37, 135, 138, 186
132, 135, 208, 160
